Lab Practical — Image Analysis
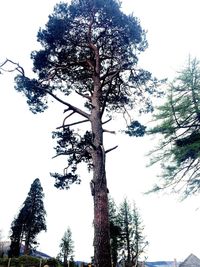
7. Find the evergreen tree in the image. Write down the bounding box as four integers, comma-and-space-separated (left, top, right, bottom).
9, 178, 46, 256
131, 203, 148, 267
57, 228, 74, 266
118, 199, 148, 267
118, 198, 133, 265
108, 197, 121, 267
148, 57, 200, 198
13, 0, 161, 265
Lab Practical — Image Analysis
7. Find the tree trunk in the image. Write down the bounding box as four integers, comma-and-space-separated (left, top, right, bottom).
91, 77, 112, 267
93, 148, 111, 267
24, 231, 31, 255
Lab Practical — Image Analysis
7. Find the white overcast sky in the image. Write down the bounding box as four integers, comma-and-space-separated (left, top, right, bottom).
1, 0, 200, 263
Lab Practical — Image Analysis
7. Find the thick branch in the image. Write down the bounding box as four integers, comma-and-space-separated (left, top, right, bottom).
39, 86, 90, 119
87, 17, 100, 75
101, 82, 113, 118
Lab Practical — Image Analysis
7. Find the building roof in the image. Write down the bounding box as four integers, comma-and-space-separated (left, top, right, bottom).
179, 254, 200, 267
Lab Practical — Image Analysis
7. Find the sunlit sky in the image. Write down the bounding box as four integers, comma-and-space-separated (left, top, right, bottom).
1, 0, 200, 263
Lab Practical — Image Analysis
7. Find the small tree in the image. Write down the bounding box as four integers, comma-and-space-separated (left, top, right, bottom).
148, 57, 200, 198
118, 198, 133, 265
57, 228, 74, 266
118, 199, 148, 267
9, 178, 46, 256
108, 197, 121, 267
131, 203, 148, 267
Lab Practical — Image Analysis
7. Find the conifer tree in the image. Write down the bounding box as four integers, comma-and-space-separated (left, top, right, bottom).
118, 199, 148, 267
9, 178, 46, 256
148, 57, 200, 197
57, 227, 74, 266
13, 0, 161, 265
108, 197, 121, 267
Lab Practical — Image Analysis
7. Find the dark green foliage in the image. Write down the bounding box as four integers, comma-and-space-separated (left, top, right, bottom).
51, 128, 92, 189
9, 179, 46, 256
125, 121, 146, 137
148, 57, 200, 197
14, 0, 161, 188
0, 256, 59, 267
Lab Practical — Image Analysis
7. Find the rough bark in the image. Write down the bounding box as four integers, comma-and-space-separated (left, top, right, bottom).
90, 75, 111, 267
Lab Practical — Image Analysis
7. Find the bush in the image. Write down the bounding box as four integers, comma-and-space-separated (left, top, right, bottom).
0, 256, 59, 267
18, 255, 40, 265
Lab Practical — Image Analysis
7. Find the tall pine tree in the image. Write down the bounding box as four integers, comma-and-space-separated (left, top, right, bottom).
9, 178, 46, 256
13, 0, 161, 265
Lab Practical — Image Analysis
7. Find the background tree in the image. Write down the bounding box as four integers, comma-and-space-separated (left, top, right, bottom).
9, 215, 23, 257
118, 198, 148, 267
57, 227, 74, 266
118, 198, 133, 265
9, 178, 46, 256
0, 230, 5, 257
108, 197, 121, 267
131, 203, 148, 267
148, 57, 200, 198
14, 0, 161, 265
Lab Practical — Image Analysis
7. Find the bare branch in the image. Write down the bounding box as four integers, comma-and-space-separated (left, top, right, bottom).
57, 119, 89, 129
62, 111, 75, 126
39, 87, 90, 119
0, 59, 25, 75
102, 118, 112, 124
103, 129, 116, 134
105, 145, 118, 153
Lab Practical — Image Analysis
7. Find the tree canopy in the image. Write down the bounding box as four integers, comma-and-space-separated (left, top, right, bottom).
15, 0, 160, 188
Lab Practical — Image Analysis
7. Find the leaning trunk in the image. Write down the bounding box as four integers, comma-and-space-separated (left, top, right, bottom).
91, 76, 112, 267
